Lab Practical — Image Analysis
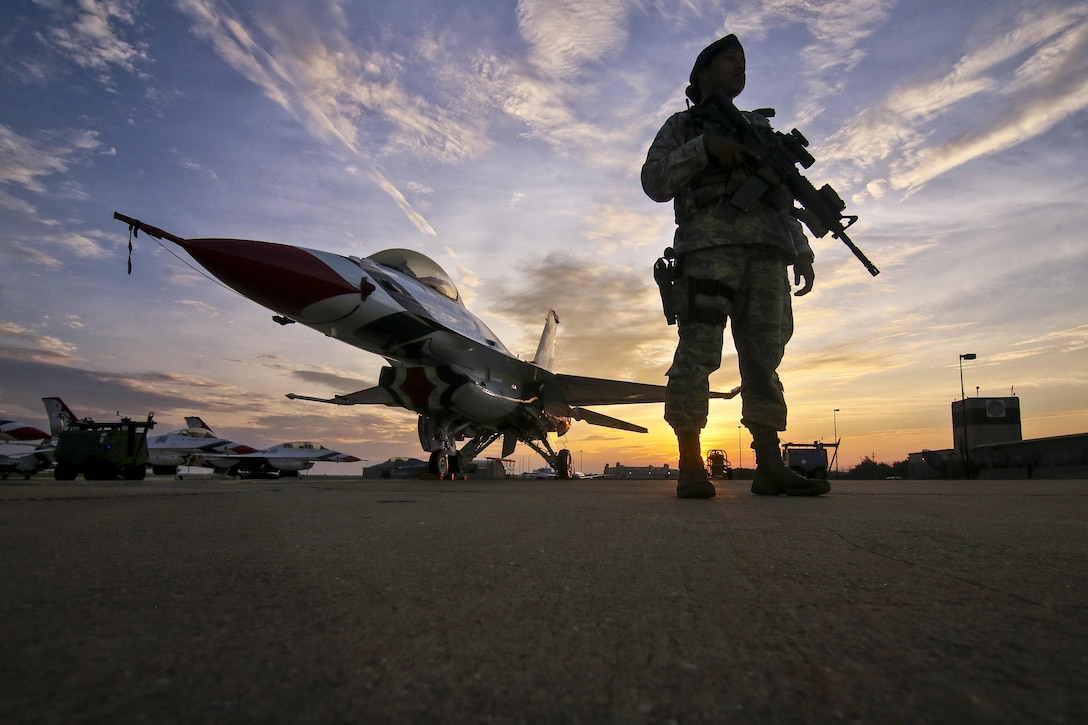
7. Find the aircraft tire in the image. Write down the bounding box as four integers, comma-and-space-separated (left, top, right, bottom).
556, 449, 574, 479
429, 451, 450, 479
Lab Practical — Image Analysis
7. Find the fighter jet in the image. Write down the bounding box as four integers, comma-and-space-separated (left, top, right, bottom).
0, 415, 53, 479
144, 420, 257, 476
0, 445, 53, 479
0, 416, 50, 442
114, 212, 739, 479
177, 417, 360, 478
201, 441, 362, 479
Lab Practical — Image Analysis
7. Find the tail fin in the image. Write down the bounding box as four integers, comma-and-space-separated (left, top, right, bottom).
42, 397, 81, 436
531, 310, 560, 370
185, 416, 215, 433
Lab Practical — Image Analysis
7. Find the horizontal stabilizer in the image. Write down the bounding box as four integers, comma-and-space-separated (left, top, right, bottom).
554, 374, 739, 406
286, 386, 396, 406
571, 406, 648, 433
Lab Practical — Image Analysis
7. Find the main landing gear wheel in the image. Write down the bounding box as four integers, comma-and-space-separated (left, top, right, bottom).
428, 450, 451, 479
556, 448, 574, 479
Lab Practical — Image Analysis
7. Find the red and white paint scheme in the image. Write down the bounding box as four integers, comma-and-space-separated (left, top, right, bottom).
0, 417, 49, 442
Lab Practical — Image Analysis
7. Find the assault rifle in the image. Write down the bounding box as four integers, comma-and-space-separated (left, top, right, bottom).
702, 95, 880, 276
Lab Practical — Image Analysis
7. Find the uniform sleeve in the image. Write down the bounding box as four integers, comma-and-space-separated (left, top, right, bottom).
788, 216, 815, 263
641, 113, 709, 203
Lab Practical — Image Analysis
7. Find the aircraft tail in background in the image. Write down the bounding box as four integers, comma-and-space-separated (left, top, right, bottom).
185, 416, 216, 433
42, 397, 82, 436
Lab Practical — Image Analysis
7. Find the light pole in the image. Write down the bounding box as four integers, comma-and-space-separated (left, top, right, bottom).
959, 353, 976, 400
833, 409, 840, 476
959, 353, 977, 478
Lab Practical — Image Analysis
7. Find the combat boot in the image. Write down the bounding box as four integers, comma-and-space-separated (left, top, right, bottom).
675, 428, 715, 499
749, 425, 830, 497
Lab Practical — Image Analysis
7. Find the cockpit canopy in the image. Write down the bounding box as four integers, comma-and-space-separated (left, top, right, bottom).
368, 248, 461, 303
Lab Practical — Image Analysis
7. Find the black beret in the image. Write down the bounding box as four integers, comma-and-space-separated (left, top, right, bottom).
685, 35, 744, 103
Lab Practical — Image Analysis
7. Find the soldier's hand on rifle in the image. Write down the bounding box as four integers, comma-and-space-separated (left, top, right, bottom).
703, 132, 759, 169
793, 258, 814, 297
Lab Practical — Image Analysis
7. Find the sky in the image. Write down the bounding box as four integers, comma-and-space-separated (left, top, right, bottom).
1, 0, 1086, 476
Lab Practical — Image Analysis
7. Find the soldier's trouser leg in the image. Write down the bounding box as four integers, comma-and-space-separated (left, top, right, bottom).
666, 321, 724, 499
664, 247, 740, 434
730, 248, 827, 496
665, 319, 725, 434
729, 247, 792, 433
664, 248, 740, 499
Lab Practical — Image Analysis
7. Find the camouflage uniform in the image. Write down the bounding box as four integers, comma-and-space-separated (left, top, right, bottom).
641, 106, 813, 435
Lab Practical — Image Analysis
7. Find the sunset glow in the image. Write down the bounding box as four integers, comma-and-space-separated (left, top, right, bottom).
2, 1, 1086, 475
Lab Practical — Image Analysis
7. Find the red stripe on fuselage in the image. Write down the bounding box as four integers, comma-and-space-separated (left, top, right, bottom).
399, 367, 438, 411
178, 238, 357, 319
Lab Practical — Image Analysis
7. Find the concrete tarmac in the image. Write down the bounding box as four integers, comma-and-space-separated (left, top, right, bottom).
1, 477, 1085, 724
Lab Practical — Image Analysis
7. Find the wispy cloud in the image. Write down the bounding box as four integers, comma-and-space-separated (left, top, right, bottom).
826, 4, 1088, 195
516, 0, 633, 78
0, 124, 113, 260
172, 0, 509, 236
35, 0, 150, 87
0, 124, 101, 193
0, 321, 80, 359
721, 0, 895, 123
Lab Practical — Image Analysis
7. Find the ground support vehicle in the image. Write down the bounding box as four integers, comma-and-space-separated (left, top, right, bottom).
53, 414, 154, 481
705, 449, 733, 480
781, 440, 840, 480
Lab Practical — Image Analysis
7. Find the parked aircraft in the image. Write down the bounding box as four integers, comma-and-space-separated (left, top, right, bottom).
176, 416, 359, 478
201, 441, 362, 479
115, 213, 739, 478
0, 413, 53, 479
0, 416, 50, 442
0, 444, 53, 479
43, 399, 354, 478
145, 421, 257, 476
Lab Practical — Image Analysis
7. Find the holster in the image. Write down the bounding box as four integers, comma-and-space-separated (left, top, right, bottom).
654, 249, 735, 327
653, 250, 679, 325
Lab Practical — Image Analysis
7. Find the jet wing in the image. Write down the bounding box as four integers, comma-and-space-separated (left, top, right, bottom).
552, 374, 740, 406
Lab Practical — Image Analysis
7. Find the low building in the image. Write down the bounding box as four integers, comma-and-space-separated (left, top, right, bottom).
909, 395, 1087, 479
603, 462, 676, 479
907, 449, 956, 480
974, 434, 1088, 479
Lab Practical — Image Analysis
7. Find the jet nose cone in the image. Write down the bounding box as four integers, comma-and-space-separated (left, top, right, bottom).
178, 238, 358, 319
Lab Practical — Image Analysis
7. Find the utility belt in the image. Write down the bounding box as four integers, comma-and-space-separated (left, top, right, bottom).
654, 248, 735, 326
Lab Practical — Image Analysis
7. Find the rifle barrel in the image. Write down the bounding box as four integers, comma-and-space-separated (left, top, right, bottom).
838, 230, 880, 276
